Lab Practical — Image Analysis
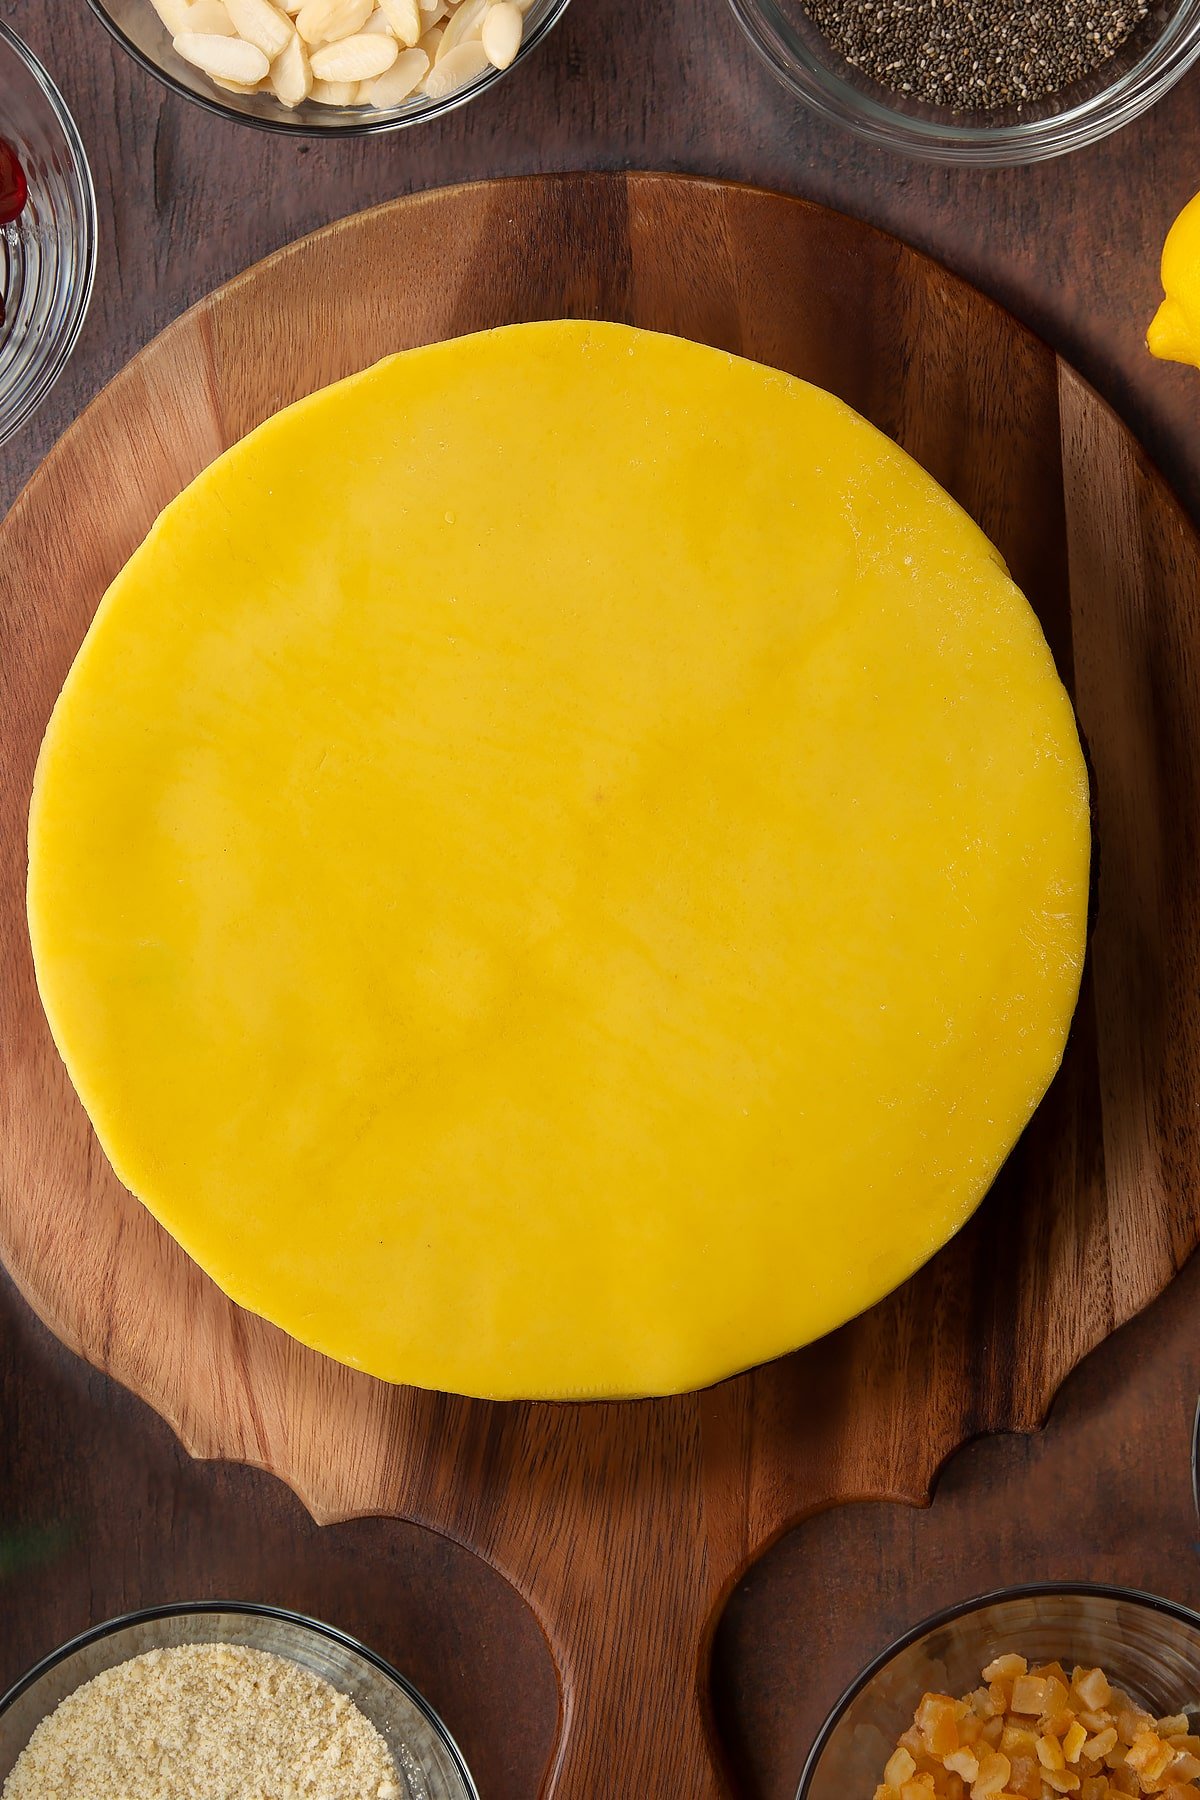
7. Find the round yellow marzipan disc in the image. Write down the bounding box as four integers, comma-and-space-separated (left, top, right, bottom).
28, 321, 1090, 1400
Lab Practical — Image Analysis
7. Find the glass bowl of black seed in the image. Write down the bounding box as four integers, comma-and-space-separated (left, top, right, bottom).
728, 0, 1200, 161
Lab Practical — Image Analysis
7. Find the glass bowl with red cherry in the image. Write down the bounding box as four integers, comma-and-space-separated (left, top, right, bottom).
0, 23, 97, 448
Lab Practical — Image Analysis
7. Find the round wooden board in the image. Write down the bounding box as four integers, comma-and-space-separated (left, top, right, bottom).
2, 173, 1197, 1798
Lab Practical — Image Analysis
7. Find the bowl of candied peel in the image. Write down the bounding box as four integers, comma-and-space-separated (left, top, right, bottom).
85, 0, 572, 133
799, 1586, 1200, 1800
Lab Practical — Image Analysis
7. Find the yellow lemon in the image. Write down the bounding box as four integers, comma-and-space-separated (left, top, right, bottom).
1149, 189, 1200, 367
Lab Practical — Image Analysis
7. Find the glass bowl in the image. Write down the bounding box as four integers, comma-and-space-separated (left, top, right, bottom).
85, 0, 573, 135
0, 1602, 478, 1800
728, 0, 1200, 164
0, 23, 97, 448
799, 1584, 1200, 1800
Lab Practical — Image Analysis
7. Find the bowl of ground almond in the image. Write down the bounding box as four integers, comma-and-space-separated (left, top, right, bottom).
728, 0, 1200, 162
798, 1586, 1200, 1800
0, 1602, 477, 1800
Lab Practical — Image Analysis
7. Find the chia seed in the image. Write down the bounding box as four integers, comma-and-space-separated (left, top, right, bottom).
803, 0, 1151, 111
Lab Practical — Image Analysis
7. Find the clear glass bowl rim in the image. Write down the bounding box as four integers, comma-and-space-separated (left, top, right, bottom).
796, 1583, 1200, 1800
83, 0, 574, 136
0, 1598, 480, 1798
0, 18, 98, 447
726, 0, 1200, 165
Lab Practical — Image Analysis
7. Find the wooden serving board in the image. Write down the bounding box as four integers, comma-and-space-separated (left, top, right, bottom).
1, 174, 1197, 1797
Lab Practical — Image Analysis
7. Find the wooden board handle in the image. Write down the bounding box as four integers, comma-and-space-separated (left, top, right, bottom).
480, 1404, 734, 1799
538, 1561, 727, 1798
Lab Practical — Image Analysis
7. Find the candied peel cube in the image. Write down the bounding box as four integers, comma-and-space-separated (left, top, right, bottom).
876, 1654, 1200, 1800
973, 1750, 1013, 1799
1064, 1725, 1089, 1765
985, 1658, 1032, 1684
919, 1695, 962, 1758
1127, 1733, 1172, 1779
1043, 1769, 1081, 1793
889, 1750, 920, 1787
1074, 1671, 1114, 1713
1045, 1711, 1080, 1740
1010, 1752, 1043, 1798
1014, 1680, 1053, 1717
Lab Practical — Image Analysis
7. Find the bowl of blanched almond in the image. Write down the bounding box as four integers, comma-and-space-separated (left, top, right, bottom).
85, 0, 570, 131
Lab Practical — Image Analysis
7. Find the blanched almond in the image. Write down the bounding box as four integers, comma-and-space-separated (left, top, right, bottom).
151, 0, 197, 33
436, 0, 484, 56
224, 0, 294, 55
295, 0, 372, 44
363, 44, 428, 101
270, 28, 312, 102
310, 30, 397, 75
308, 75, 360, 99
173, 30, 270, 79
185, 0, 237, 30
422, 35, 487, 91
481, 0, 520, 67
378, 0, 421, 41
361, 9, 395, 29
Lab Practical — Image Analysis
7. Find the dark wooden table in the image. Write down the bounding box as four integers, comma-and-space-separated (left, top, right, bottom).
3, 1, 1200, 1794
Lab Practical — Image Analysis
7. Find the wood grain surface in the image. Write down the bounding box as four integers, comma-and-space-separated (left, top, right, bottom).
3, 171, 1200, 1796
